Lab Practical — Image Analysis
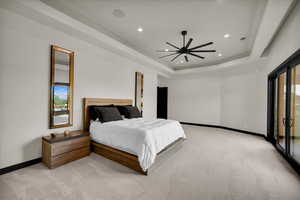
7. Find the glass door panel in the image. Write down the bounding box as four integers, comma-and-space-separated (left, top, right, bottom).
290, 65, 300, 163
274, 78, 278, 140
269, 51, 300, 174
278, 72, 287, 150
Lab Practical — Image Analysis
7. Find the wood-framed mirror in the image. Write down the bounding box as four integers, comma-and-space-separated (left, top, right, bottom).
135, 72, 144, 115
49, 45, 74, 129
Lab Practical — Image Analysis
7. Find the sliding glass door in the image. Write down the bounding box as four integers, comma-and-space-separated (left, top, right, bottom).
290, 64, 300, 163
268, 50, 300, 174
277, 71, 287, 151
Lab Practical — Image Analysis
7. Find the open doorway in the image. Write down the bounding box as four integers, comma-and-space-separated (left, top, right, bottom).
157, 87, 168, 119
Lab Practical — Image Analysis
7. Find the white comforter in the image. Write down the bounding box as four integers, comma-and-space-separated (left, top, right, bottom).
90, 118, 186, 171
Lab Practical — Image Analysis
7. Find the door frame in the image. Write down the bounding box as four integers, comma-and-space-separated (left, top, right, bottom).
267, 49, 300, 175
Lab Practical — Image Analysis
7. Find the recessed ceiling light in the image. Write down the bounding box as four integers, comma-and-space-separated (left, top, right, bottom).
180, 60, 184, 63
137, 27, 143, 32
224, 34, 230, 38
218, 53, 222, 57
165, 49, 169, 52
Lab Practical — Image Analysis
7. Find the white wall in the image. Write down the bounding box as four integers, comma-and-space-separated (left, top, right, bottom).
220, 61, 267, 134
0, 8, 158, 168
159, 75, 221, 125
159, 61, 266, 134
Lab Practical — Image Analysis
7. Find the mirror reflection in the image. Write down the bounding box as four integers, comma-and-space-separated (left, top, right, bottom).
54, 51, 70, 83
135, 72, 144, 115
53, 85, 69, 125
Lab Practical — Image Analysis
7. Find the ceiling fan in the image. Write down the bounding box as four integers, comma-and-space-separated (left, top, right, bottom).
157, 30, 216, 62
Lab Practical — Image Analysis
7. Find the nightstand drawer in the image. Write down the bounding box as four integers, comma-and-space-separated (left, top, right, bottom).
52, 136, 90, 148
50, 147, 90, 168
51, 137, 90, 156
42, 130, 91, 169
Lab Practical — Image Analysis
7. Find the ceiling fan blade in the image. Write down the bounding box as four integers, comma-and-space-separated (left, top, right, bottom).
166, 42, 180, 49
189, 53, 205, 59
190, 50, 216, 53
159, 52, 179, 59
171, 53, 182, 62
185, 38, 193, 48
189, 42, 213, 51
156, 50, 178, 52
185, 55, 189, 62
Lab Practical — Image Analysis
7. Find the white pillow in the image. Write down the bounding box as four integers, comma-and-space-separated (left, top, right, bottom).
90, 118, 101, 123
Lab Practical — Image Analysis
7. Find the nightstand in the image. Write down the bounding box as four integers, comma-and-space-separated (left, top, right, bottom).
42, 130, 90, 169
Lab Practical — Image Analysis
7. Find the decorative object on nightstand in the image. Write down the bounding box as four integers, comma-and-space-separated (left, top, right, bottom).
64, 130, 70, 136
42, 130, 90, 169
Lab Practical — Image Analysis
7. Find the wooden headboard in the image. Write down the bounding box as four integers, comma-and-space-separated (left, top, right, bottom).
83, 98, 133, 131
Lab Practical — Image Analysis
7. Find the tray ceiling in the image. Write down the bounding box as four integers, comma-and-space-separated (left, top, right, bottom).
42, 0, 267, 70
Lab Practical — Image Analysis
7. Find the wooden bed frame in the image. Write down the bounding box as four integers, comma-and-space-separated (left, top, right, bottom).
83, 98, 184, 175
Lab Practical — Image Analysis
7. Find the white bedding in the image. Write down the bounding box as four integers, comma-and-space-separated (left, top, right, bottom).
90, 118, 186, 171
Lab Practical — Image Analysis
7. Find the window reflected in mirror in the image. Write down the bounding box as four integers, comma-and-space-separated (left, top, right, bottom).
53, 85, 69, 125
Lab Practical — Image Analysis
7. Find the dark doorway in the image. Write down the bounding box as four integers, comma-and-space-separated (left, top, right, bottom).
157, 87, 168, 119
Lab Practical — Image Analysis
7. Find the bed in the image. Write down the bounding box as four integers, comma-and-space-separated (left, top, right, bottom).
83, 98, 186, 175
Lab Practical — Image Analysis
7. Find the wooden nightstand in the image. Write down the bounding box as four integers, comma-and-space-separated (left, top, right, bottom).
42, 130, 90, 169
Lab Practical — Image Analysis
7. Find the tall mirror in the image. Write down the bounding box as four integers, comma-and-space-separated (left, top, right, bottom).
49, 45, 74, 129
135, 72, 144, 115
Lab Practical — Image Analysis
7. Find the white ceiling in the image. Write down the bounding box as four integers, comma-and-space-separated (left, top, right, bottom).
41, 0, 267, 70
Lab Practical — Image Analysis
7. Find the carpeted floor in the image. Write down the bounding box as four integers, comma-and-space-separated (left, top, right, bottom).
1, 125, 300, 200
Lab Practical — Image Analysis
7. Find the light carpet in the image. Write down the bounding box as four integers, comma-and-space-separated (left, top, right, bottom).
1, 125, 300, 200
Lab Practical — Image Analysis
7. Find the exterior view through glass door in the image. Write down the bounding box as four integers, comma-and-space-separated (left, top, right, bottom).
290, 65, 300, 163
277, 72, 287, 150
